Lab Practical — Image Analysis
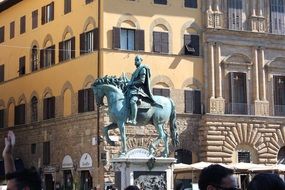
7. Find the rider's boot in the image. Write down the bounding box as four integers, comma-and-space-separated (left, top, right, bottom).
127, 101, 137, 125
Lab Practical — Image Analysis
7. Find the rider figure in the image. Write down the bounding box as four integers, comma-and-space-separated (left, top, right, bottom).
126, 55, 158, 125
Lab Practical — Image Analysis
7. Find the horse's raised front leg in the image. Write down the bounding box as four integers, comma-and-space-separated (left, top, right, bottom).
149, 123, 167, 157
103, 123, 118, 146
118, 121, 127, 157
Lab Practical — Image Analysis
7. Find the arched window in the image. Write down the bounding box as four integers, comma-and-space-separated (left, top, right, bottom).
59, 31, 75, 62
175, 149, 192, 164
40, 38, 55, 69
152, 83, 170, 97
270, 0, 285, 34
153, 25, 169, 53
31, 96, 38, 122
80, 22, 98, 55
31, 45, 38, 71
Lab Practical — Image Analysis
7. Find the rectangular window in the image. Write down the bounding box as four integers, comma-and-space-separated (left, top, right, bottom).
270, 0, 285, 34
20, 16, 26, 34
42, 2, 54, 25
185, 90, 201, 114
10, 21, 15, 39
228, 0, 244, 30
112, 27, 145, 51
32, 10, 38, 29
184, 0, 197, 8
274, 76, 285, 116
0, 109, 4, 128
40, 45, 55, 68
86, 0, 93, 4
80, 28, 99, 55
43, 142, 50, 165
14, 104, 25, 125
43, 97, 55, 120
0, 65, 4, 82
0, 26, 4, 43
153, 31, 169, 53
18, 56, 25, 76
31, 143, 36, 154
238, 151, 250, 163
184, 34, 200, 56
228, 72, 247, 114
152, 88, 170, 97
154, 0, 167, 5
120, 28, 135, 50
78, 88, 94, 113
64, 0, 71, 14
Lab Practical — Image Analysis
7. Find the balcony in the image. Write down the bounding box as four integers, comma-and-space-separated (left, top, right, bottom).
275, 105, 285, 116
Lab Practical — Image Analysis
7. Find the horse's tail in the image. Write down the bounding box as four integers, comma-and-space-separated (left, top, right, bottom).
170, 99, 179, 146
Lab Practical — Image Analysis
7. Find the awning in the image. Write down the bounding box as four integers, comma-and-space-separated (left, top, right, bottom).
0, 158, 25, 179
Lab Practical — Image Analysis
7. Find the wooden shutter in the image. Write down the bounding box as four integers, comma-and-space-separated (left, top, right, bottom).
184, 34, 191, 55
41, 6, 46, 25
19, 56, 25, 75
185, 90, 193, 113
0, 26, 4, 43
71, 37, 76, 58
0, 109, 4, 128
32, 10, 38, 29
135, 29, 145, 51
191, 35, 200, 56
162, 88, 170, 97
80, 33, 85, 55
161, 32, 169, 53
50, 2, 54, 21
43, 98, 47, 120
40, 49, 44, 68
64, 0, 71, 14
10, 21, 15, 39
43, 142, 50, 165
153, 32, 161, 53
19, 104, 25, 124
113, 27, 121, 49
50, 96, 55, 118
20, 16, 26, 34
0, 65, 4, 82
193, 90, 201, 114
88, 88, 94, 111
50, 45, 55, 65
78, 90, 84, 113
93, 28, 99, 50
59, 41, 63, 62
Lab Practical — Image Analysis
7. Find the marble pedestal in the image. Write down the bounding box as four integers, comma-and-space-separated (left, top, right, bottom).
111, 157, 176, 190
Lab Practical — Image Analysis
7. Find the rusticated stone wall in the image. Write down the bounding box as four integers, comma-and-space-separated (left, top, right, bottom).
200, 114, 285, 164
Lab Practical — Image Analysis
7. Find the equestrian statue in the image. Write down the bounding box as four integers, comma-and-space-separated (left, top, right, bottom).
92, 55, 179, 157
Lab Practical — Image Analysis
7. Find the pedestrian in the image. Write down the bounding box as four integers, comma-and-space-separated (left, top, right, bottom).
198, 164, 240, 190
247, 173, 285, 190
2, 131, 41, 190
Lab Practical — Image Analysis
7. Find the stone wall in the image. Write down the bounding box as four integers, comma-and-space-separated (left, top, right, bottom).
200, 114, 285, 164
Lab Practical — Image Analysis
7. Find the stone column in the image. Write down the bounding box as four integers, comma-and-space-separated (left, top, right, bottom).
252, 0, 256, 16
215, 43, 222, 98
208, 42, 215, 99
253, 47, 260, 101
258, 47, 266, 101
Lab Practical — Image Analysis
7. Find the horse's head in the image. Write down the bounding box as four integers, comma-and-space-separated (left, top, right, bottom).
92, 84, 105, 107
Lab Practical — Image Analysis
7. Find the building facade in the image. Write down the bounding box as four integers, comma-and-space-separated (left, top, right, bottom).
201, 0, 285, 188
0, 0, 202, 189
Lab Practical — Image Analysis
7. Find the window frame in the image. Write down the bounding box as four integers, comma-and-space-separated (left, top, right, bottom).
154, 0, 167, 5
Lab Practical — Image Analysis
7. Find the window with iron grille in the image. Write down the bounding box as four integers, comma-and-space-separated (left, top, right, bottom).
152, 88, 170, 97
184, 0, 197, 8
238, 151, 250, 163
154, 0, 167, 5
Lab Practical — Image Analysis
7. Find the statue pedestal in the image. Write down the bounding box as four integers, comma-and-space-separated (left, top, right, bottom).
111, 157, 176, 190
